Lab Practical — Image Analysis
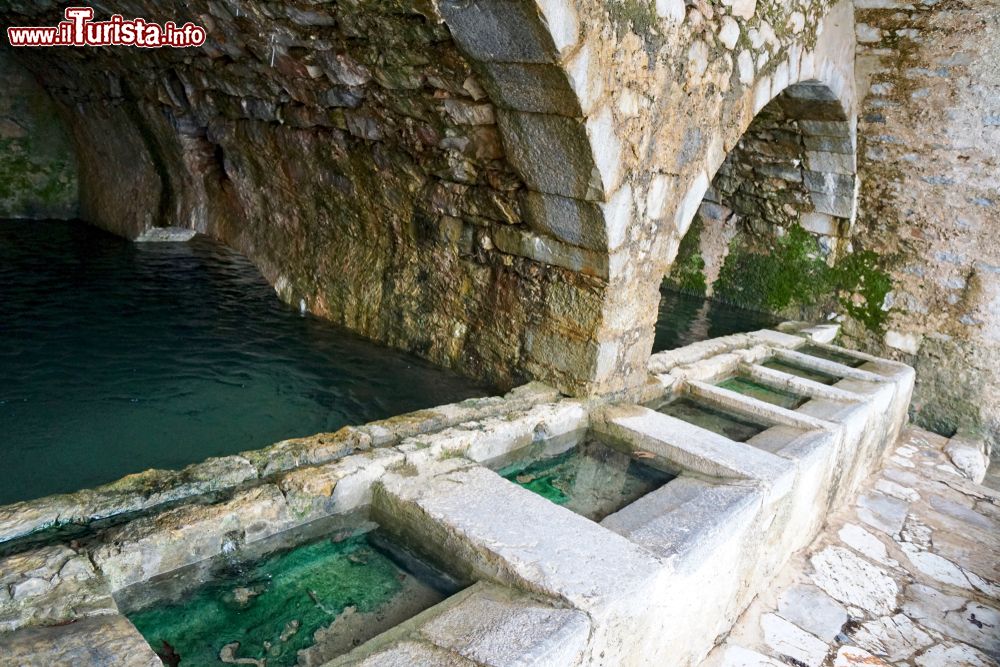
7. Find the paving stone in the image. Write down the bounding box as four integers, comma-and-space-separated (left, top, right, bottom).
850, 613, 934, 662
810, 546, 900, 615
776, 584, 848, 642
874, 478, 921, 502
760, 613, 829, 667
718, 645, 785, 666
833, 645, 890, 666
902, 584, 1000, 658
838, 522, 898, 567
928, 494, 993, 531
856, 492, 910, 536
914, 642, 997, 667
900, 543, 973, 589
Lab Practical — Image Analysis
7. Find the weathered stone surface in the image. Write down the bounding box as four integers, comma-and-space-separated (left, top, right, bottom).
0, 51, 77, 220
915, 642, 996, 667
709, 427, 1000, 667
946, 435, 991, 484
91, 484, 296, 590
903, 584, 1000, 658
850, 614, 934, 662
0, 544, 113, 633
775, 584, 848, 642
760, 613, 829, 667
850, 0, 1000, 453
0, 614, 160, 667
419, 583, 590, 665
810, 547, 899, 615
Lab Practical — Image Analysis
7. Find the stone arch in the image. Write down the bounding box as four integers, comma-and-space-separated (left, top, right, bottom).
438, 0, 625, 260
666, 77, 858, 299
668, 79, 858, 306
437, 0, 860, 395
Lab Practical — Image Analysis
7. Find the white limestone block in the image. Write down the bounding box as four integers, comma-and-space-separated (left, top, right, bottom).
833, 646, 888, 667
776, 584, 848, 642
944, 437, 989, 484
838, 523, 898, 567
761, 613, 829, 667
719, 17, 740, 50
885, 330, 922, 354
722, 0, 757, 20
655, 0, 685, 23
900, 543, 973, 590
810, 546, 900, 615
915, 642, 996, 667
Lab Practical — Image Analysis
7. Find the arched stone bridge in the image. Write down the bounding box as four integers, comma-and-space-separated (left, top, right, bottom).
1, 0, 858, 397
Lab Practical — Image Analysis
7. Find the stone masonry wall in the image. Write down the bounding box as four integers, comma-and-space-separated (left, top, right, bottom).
0, 0, 862, 399
0, 50, 77, 220
664, 0, 1000, 454
1, 1, 608, 394
851, 0, 1000, 453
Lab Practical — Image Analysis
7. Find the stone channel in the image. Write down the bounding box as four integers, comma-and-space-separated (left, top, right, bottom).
0, 327, 918, 665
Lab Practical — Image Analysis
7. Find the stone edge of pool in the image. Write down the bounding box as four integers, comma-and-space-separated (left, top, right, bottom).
0, 324, 916, 666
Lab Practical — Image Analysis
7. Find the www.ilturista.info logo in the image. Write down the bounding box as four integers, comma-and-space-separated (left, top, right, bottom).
7, 7, 207, 48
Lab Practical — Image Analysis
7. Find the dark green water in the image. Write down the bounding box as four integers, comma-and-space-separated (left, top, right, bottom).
657, 397, 769, 442
762, 359, 841, 385
499, 439, 675, 521
654, 287, 779, 352
716, 377, 808, 410
0, 220, 488, 505
125, 527, 460, 666
798, 344, 867, 368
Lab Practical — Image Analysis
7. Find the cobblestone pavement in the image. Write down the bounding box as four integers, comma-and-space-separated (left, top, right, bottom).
707, 427, 1000, 667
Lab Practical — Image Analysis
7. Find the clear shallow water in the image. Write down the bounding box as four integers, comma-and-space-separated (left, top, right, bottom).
799, 344, 867, 368
0, 220, 488, 505
124, 522, 461, 666
761, 359, 841, 385
654, 288, 779, 352
498, 438, 675, 522
716, 376, 808, 410
657, 397, 769, 443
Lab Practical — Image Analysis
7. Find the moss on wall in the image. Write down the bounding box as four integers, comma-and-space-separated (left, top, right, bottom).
664, 216, 708, 296
0, 53, 77, 219
703, 225, 893, 332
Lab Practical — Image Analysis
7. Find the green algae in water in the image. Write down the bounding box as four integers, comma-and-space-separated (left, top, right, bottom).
658, 397, 769, 442
716, 377, 808, 410
798, 344, 868, 368
762, 359, 841, 385
499, 440, 674, 522
127, 531, 451, 666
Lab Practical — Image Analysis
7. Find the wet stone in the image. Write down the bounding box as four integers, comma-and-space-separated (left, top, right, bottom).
761, 359, 842, 385
656, 397, 769, 443
716, 376, 808, 410
797, 344, 868, 368
495, 437, 675, 522
121, 525, 463, 667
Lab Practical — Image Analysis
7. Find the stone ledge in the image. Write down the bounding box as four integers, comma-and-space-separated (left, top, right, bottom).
0, 614, 160, 667
0, 383, 560, 549
596, 405, 797, 496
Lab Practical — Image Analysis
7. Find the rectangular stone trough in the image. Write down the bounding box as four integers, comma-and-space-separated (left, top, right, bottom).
0, 330, 915, 667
